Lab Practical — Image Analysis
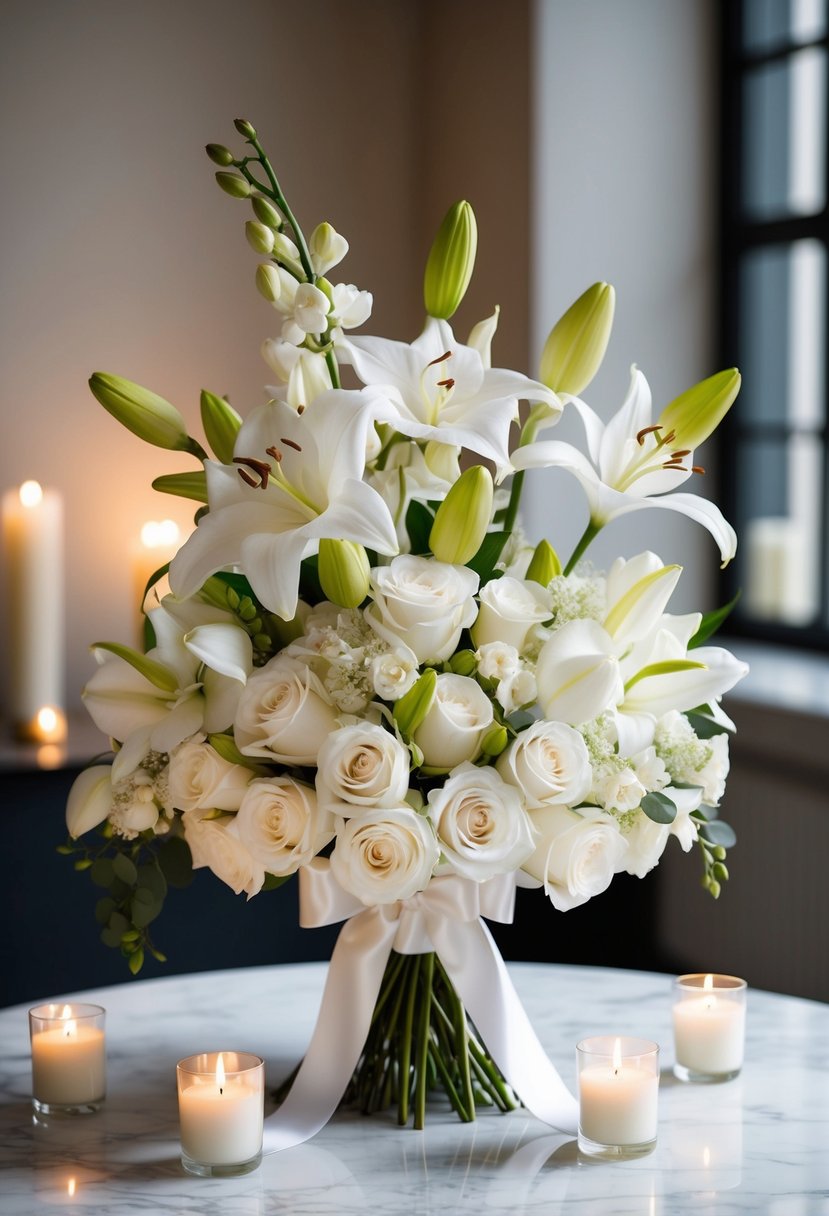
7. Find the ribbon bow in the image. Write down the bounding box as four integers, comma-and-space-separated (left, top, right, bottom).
263, 862, 577, 1154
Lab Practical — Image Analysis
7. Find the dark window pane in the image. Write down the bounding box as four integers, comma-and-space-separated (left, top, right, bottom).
743, 0, 827, 51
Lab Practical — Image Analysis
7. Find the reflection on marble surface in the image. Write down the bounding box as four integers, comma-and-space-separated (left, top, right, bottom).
2, 962, 828, 1214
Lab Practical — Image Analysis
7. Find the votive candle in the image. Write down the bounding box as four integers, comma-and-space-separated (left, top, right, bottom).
577, 1036, 659, 1159
29, 1003, 106, 1115
672, 973, 746, 1082
177, 1051, 264, 1177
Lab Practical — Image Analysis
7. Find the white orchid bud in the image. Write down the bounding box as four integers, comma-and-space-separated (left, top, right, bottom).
310, 222, 350, 275
293, 282, 331, 334
245, 220, 274, 255
255, 263, 283, 303
331, 282, 373, 329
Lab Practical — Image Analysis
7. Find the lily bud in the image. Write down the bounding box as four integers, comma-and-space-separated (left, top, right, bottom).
234, 118, 257, 139
206, 143, 234, 166
657, 368, 741, 451
480, 724, 508, 757
309, 221, 349, 275
430, 465, 493, 564
245, 220, 274, 255
255, 263, 282, 303
200, 390, 242, 463
89, 372, 190, 451
393, 667, 437, 736
448, 649, 477, 676
526, 539, 562, 586
215, 171, 251, 199
317, 539, 370, 609
423, 200, 478, 320
251, 195, 283, 229
152, 470, 208, 503
66, 765, 113, 838
539, 281, 615, 394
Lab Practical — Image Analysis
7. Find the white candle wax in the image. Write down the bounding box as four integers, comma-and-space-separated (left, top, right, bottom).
31, 1021, 106, 1106
579, 1063, 658, 1146
179, 1075, 263, 1165
673, 994, 745, 1074
1, 482, 64, 732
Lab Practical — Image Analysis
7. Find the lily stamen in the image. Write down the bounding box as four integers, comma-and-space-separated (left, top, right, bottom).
233, 455, 271, 489
437, 378, 455, 389
426, 350, 453, 368
692, 465, 705, 475
266, 446, 283, 462
280, 436, 302, 451
636, 424, 662, 446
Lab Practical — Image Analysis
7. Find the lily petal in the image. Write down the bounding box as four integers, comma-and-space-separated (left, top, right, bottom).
607, 492, 738, 567
185, 623, 253, 684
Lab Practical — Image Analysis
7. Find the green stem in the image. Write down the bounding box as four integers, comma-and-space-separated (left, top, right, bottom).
503, 414, 542, 534
446, 970, 475, 1120
563, 520, 601, 575
398, 955, 420, 1125
414, 953, 435, 1130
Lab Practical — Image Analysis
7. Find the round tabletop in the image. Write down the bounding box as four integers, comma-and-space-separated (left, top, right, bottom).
1, 962, 827, 1214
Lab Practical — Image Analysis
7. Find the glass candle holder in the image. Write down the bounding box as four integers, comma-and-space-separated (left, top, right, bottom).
29, 1003, 106, 1115
177, 1051, 264, 1177
577, 1036, 659, 1159
672, 973, 747, 1082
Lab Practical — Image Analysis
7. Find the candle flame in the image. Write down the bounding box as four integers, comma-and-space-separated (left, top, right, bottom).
64, 1019, 77, 1038
703, 1145, 711, 1168
141, 519, 180, 549
216, 1052, 226, 1095
37, 706, 59, 734
67, 1177, 77, 1197
61, 1005, 72, 1019
19, 480, 43, 508
612, 1037, 622, 1074
703, 974, 714, 992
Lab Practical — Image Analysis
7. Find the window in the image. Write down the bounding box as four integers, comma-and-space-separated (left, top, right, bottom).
721, 0, 829, 646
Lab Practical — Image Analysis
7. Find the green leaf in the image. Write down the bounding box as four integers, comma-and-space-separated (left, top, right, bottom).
465, 531, 510, 582
152, 470, 209, 503
685, 710, 732, 739
100, 926, 123, 949
137, 864, 167, 901
131, 889, 161, 928
505, 710, 536, 732
90, 641, 178, 693
149, 946, 168, 963
95, 897, 116, 925
56, 843, 75, 855
157, 836, 194, 888
699, 819, 737, 848
128, 947, 145, 975
208, 732, 263, 770
112, 853, 138, 885
262, 873, 292, 892
689, 591, 741, 649
624, 659, 706, 694
109, 911, 130, 935
73, 858, 93, 871
640, 792, 677, 824
298, 554, 323, 604
121, 929, 141, 945
405, 499, 434, 556
90, 858, 115, 888
393, 667, 437, 738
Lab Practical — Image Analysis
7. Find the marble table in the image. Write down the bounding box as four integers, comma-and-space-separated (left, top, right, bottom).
1, 962, 827, 1214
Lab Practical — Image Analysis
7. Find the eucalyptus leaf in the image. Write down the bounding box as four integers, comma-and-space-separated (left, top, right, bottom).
100, 926, 123, 949
95, 897, 116, 925
90, 858, 115, 888
640, 792, 677, 824
113, 853, 138, 885
137, 864, 167, 900
699, 819, 737, 848
262, 873, 292, 892
109, 911, 130, 935
158, 836, 194, 888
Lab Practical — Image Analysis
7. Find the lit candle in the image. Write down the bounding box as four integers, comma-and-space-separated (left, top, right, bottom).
133, 519, 180, 637
577, 1036, 659, 1158
29, 1003, 106, 1114
177, 1051, 264, 1177
1, 480, 64, 740
672, 973, 747, 1082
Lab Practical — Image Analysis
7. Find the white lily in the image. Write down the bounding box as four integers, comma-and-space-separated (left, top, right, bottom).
83, 599, 253, 775
535, 619, 624, 725
169, 389, 400, 620
338, 316, 561, 477
510, 366, 737, 566
262, 338, 332, 411
602, 552, 683, 648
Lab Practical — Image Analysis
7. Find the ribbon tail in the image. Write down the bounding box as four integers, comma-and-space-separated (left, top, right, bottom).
432, 918, 579, 1135
262, 909, 398, 1153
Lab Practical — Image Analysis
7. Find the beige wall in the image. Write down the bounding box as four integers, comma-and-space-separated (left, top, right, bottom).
0, 0, 531, 709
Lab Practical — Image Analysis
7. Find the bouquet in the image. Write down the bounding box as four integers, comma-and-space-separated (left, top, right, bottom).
62, 117, 747, 1134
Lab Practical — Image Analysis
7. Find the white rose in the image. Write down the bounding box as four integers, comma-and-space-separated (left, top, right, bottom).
524, 805, 628, 911
316, 723, 410, 811
370, 647, 419, 701
330, 807, 439, 905
413, 673, 494, 770
183, 809, 264, 898
471, 576, 553, 653
596, 766, 647, 813
234, 655, 338, 764
497, 721, 592, 810
169, 739, 252, 812
366, 555, 479, 663
427, 763, 535, 881
234, 777, 333, 876
476, 641, 520, 682
495, 669, 537, 715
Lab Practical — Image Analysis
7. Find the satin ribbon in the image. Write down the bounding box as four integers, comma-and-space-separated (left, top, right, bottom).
262, 862, 578, 1153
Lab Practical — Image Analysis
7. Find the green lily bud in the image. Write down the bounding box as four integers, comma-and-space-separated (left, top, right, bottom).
539, 281, 615, 395
206, 143, 234, 166
234, 118, 257, 140
713, 844, 727, 861
713, 861, 729, 882
708, 879, 721, 900
480, 725, 508, 757
255, 263, 282, 303
393, 668, 437, 737
429, 465, 493, 564
215, 171, 251, 199
89, 372, 190, 452
89, 642, 178, 693
423, 200, 478, 320
200, 390, 242, 463
152, 471, 208, 503
657, 368, 741, 451
318, 539, 370, 608
245, 220, 275, 255
526, 539, 562, 586
448, 649, 477, 676
251, 196, 283, 229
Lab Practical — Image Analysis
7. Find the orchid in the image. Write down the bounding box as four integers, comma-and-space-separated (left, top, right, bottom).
169, 389, 400, 620
510, 366, 738, 570
339, 316, 561, 476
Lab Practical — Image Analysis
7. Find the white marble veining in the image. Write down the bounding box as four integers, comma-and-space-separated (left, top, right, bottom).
1, 962, 828, 1214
